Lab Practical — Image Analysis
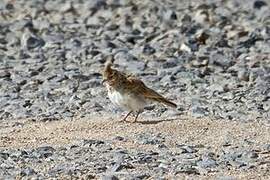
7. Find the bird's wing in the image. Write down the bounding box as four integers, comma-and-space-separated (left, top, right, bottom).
126, 77, 177, 108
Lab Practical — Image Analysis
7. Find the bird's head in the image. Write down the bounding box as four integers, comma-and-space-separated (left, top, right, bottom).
102, 55, 119, 87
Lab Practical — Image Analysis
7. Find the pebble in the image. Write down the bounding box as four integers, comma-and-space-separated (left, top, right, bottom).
20, 167, 36, 176
253, 1, 268, 9
101, 175, 119, 180
197, 157, 217, 169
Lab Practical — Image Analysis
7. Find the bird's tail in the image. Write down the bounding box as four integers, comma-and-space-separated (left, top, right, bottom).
144, 87, 177, 108
159, 98, 177, 108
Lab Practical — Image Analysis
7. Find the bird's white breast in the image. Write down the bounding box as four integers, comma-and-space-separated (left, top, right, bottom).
106, 85, 147, 112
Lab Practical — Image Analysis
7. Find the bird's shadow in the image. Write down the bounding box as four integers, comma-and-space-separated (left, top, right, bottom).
135, 117, 186, 125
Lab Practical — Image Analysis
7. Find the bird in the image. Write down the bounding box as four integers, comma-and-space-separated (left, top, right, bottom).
102, 55, 177, 123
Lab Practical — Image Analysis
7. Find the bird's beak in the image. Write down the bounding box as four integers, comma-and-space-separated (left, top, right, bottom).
102, 79, 107, 85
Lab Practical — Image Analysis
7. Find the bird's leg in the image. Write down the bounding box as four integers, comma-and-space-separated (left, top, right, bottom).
120, 111, 133, 122
133, 111, 141, 123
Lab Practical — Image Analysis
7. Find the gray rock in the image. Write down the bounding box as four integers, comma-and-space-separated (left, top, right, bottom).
262, 144, 270, 151
21, 29, 45, 50
110, 163, 122, 172
136, 133, 165, 145
162, 58, 178, 69
160, 75, 175, 86
242, 151, 259, 159
175, 163, 199, 175
197, 156, 217, 169
113, 136, 125, 141
238, 68, 249, 81
209, 51, 233, 69
20, 167, 36, 176
34, 146, 55, 158
0, 152, 9, 160
191, 105, 209, 118
132, 173, 150, 179
177, 145, 197, 153
216, 176, 237, 180
0, 70, 11, 79
101, 175, 119, 180
142, 44, 156, 55
80, 139, 105, 147
253, 1, 268, 9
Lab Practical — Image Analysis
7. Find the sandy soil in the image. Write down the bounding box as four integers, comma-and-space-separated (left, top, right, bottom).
1, 116, 270, 149
1, 116, 270, 179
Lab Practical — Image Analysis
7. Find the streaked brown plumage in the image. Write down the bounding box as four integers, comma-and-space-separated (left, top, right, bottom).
102, 55, 177, 122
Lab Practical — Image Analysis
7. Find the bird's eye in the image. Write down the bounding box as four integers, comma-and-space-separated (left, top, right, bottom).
108, 74, 114, 79
109, 72, 115, 78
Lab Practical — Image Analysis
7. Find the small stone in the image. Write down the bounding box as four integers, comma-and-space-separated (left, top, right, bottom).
222, 92, 235, 101
158, 162, 169, 169
20, 167, 36, 176
33, 19, 50, 31
194, 10, 209, 24
177, 145, 197, 153
160, 75, 175, 86
238, 69, 249, 81
217, 176, 237, 180
262, 144, 270, 151
34, 146, 55, 158
136, 133, 165, 145
209, 51, 233, 69
101, 175, 119, 180
142, 44, 156, 55
195, 30, 210, 44
253, 1, 267, 9
133, 174, 150, 179
191, 59, 208, 67
0, 152, 9, 160
59, 2, 73, 12
113, 136, 125, 141
162, 58, 178, 69
176, 164, 199, 175
110, 163, 122, 172
239, 32, 263, 48
197, 157, 217, 169
21, 29, 45, 50
0, 70, 11, 79
242, 151, 259, 159
80, 139, 105, 147
191, 105, 209, 118
180, 43, 191, 53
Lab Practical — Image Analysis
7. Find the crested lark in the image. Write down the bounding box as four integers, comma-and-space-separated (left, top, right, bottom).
102, 55, 177, 123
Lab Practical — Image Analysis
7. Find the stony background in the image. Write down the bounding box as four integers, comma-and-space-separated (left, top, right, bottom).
0, 0, 269, 122
0, 0, 270, 179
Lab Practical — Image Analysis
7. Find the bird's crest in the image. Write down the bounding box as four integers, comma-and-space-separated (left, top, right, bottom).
105, 54, 114, 69
103, 55, 114, 78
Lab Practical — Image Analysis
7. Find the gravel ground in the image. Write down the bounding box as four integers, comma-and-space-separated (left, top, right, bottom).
0, 0, 270, 179
1, 117, 270, 179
